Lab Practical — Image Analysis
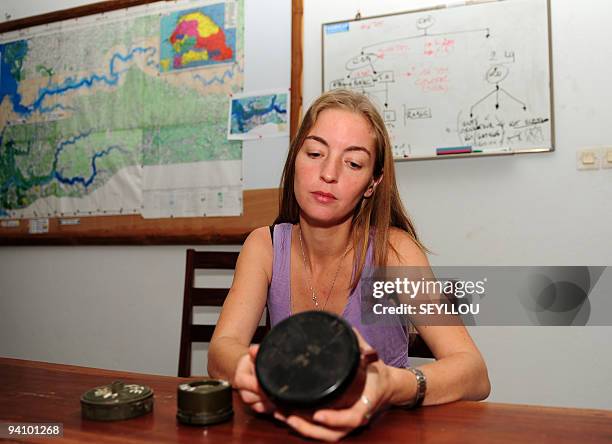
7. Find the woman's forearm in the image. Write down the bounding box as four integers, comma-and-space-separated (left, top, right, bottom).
207, 337, 249, 384
387, 352, 490, 407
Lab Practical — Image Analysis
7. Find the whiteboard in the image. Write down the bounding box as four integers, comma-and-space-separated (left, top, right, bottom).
322, 0, 553, 160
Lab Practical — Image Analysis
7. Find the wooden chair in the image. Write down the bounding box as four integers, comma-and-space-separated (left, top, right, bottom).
178, 249, 269, 377
408, 326, 435, 359
407, 288, 464, 360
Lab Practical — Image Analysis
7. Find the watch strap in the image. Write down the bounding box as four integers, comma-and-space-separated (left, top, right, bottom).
405, 367, 426, 408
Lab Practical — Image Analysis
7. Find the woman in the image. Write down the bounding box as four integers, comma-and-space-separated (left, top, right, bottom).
208, 89, 490, 442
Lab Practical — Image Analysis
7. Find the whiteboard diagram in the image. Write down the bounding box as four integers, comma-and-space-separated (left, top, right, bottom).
322, 0, 553, 159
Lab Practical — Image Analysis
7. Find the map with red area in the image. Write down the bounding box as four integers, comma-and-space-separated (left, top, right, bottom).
165, 9, 235, 71
170, 19, 233, 62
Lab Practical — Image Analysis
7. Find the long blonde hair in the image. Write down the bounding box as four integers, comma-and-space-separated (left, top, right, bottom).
275, 89, 426, 288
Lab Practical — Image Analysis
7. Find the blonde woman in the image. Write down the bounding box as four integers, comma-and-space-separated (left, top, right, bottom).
208, 89, 490, 442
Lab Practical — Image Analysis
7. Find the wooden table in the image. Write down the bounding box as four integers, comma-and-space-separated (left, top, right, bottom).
1, 357, 610, 443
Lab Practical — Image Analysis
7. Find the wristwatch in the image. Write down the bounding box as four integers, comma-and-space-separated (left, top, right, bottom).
405, 367, 426, 408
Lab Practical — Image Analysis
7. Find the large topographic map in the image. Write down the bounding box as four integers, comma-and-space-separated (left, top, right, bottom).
0, 0, 243, 219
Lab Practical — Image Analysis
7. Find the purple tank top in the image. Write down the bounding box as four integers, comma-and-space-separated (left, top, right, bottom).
267, 223, 409, 368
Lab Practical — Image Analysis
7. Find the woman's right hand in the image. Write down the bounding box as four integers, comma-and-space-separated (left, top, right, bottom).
232, 344, 274, 414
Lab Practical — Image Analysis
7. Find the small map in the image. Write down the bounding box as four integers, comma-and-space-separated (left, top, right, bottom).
160, 3, 236, 72
228, 90, 289, 140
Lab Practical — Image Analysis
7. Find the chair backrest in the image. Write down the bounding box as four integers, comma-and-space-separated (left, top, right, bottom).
408, 326, 434, 359
407, 288, 464, 360
178, 249, 269, 377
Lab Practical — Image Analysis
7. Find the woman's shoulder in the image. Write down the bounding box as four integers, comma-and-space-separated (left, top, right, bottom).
245, 225, 274, 248
385, 227, 430, 267
239, 226, 275, 281
245, 223, 296, 250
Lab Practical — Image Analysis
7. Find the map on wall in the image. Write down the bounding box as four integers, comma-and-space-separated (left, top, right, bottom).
0, 0, 244, 219
228, 90, 289, 140
160, 3, 237, 72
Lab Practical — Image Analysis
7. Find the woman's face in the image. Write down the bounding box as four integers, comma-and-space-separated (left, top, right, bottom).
294, 108, 378, 226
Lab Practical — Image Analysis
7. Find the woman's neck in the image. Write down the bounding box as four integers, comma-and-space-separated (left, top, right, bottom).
297, 216, 352, 267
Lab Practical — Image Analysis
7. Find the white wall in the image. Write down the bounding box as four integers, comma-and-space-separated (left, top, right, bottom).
1, 0, 611, 409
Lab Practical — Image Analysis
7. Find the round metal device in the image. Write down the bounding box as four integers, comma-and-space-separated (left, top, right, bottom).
255, 311, 360, 409
177, 379, 233, 426
81, 381, 154, 421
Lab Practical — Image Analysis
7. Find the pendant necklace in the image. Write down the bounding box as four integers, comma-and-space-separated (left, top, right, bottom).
297, 225, 350, 310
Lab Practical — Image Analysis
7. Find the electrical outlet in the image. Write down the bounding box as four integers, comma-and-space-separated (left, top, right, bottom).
602, 147, 612, 169
577, 148, 600, 170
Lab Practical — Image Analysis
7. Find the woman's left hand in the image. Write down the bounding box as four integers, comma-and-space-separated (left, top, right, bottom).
273, 330, 393, 442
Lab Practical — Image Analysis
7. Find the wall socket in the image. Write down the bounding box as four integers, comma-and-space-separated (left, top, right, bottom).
577, 148, 600, 170
602, 147, 612, 169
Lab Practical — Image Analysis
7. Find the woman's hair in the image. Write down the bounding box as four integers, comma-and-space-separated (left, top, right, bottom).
275, 89, 427, 288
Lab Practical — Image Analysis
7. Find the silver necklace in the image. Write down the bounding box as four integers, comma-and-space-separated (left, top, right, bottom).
297, 225, 349, 310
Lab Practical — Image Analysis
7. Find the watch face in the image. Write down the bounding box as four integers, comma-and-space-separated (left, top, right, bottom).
255, 311, 360, 409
